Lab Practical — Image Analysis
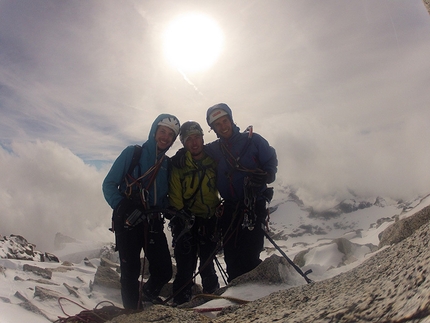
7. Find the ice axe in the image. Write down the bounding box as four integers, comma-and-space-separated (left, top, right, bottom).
263, 230, 313, 284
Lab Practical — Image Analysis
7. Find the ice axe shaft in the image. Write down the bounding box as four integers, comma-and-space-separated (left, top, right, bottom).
263, 230, 313, 284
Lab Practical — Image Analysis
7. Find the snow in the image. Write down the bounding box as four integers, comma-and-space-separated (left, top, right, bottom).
1, 194, 430, 322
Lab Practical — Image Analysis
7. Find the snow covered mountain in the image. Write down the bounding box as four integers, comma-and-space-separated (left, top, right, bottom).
1, 191, 430, 322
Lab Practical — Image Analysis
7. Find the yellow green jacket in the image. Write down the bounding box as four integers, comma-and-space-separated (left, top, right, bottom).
169, 151, 220, 219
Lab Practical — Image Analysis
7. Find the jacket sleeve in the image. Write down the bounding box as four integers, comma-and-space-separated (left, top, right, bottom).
102, 146, 134, 209
254, 133, 278, 183
168, 165, 185, 211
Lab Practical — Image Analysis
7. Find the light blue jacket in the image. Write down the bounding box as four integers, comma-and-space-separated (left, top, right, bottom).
102, 114, 178, 210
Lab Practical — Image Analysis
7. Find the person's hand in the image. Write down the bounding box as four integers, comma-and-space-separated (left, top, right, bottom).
249, 172, 268, 187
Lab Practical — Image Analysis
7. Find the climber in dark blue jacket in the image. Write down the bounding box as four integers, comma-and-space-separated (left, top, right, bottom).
205, 103, 278, 282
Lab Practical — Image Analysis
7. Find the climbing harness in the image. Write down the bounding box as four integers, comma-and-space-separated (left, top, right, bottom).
124, 152, 165, 209
169, 210, 195, 248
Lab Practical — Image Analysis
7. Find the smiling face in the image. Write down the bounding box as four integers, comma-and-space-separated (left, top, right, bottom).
212, 115, 233, 140
184, 133, 204, 160
155, 125, 175, 152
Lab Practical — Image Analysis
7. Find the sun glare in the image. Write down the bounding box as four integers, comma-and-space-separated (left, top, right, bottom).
163, 13, 223, 73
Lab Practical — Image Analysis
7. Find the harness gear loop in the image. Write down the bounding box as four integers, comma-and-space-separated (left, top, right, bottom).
169, 210, 195, 248
124, 155, 165, 208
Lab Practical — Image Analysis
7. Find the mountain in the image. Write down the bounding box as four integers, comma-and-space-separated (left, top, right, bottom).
1, 193, 430, 322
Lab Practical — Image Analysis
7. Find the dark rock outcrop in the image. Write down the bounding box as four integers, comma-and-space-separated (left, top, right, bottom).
378, 205, 430, 248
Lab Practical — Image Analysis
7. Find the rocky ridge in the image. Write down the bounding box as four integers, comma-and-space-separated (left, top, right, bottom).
1, 204, 430, 322
104, 204, 430, 323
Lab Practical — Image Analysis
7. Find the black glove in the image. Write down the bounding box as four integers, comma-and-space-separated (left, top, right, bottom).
171, 148, 186, 168
248, 172, 268, 187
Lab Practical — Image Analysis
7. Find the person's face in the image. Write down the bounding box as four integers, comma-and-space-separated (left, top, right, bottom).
184, 134, 204, 159
212, 115, 233, 140
155, 125, 175, 152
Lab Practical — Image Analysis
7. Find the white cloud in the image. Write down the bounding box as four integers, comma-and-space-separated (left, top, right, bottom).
0, 141, 112, 251
1, 0, 430, 217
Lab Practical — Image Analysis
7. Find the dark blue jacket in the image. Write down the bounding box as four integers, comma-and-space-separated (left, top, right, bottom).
102, 114, 177, 210
205, 124, 277, 202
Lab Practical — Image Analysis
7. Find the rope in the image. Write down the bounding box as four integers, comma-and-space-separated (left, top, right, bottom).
124, 155, 164, 204
55, 298, 130, 323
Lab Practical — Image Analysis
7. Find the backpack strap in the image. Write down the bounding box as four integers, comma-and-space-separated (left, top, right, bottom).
124, 145, 143, 199
127, 145, 143, 176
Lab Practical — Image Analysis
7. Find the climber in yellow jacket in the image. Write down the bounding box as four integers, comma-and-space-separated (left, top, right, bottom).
168, 121, 220, 306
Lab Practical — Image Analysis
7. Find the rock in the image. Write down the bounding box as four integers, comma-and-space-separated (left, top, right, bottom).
93, 266, 121, 289
45, 252, 60, 262
112, 201, 430, 323
84, 257, 96, 268
335, 238, 358, 265
1, 235, 44, 261
379, 205, 430, 248
99, 243, 118, 263
0, 296, 11, 303
34, 286, 62, 300
22, 264, 52, 279
63, 283, 80, 298
62, 261, 74, 266
27, 278, 59, 286
16, 276, 59, 285
228, 254, 299, 287
100, 257, 120, 269
212, 219, 430, 322
51, 265, 74, 273
106, 304, 211, 323
14, 291, 28, 302
18, 300, 51, 321
293, 249, 308, 267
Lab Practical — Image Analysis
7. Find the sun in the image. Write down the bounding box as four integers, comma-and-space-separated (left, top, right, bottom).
163, 13, 223, 73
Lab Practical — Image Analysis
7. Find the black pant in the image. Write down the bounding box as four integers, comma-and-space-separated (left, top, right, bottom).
113, 206, 172, 309
221, 199, 267, 282
172, 216, 219, 304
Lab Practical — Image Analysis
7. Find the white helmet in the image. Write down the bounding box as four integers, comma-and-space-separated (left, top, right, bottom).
158, 116, 180, 136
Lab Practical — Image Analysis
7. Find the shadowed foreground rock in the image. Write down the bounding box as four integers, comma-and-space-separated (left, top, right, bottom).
107, 305, 211, 323
213, 220, 430, 322
107, 215, 430, 323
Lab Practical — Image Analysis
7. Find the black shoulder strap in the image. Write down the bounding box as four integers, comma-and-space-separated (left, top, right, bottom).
127, 145, 142, 176
183, 164, 207, 204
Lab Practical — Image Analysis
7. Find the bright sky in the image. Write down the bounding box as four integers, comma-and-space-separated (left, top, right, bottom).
1, 0, 430, 250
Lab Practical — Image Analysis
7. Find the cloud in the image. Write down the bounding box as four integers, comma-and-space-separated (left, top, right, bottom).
0, 141, 112, 251
1, 0, 430, 218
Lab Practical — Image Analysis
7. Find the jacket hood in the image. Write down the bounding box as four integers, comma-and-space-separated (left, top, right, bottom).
146, 113, 180, 154
206, 103, 240, 139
